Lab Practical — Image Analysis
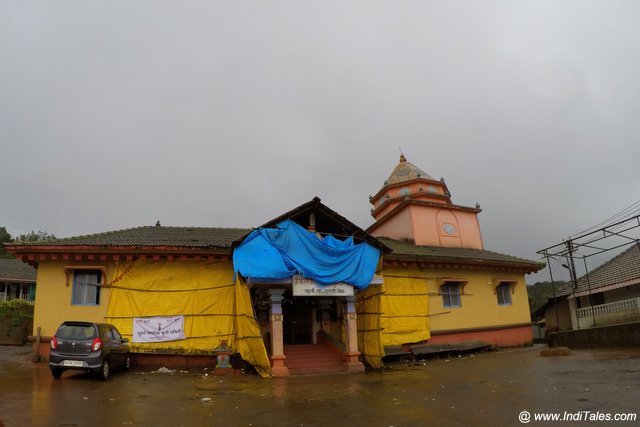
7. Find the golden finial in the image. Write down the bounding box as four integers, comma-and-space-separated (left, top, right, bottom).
399, 148, 406, 163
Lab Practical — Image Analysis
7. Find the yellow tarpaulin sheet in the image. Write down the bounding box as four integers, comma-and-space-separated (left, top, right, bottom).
105, 260, 271, 377
357, 275, 430, 368
356, 284, 384, 368
234, 276, 271, 378
380, 276, 430, 346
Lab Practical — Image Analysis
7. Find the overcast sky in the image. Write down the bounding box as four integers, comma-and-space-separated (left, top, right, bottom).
2, 1, 640, 283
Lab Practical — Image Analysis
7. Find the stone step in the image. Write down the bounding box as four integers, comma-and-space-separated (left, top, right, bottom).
284, 344, 327, 351
285, 358, 343, 368
288, 365, 347, 375
283, 344, 345, 375
285, 353, 342, 361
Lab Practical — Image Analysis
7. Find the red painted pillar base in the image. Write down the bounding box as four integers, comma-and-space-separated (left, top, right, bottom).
343, 351, 364, 373
270, 354, 290, 377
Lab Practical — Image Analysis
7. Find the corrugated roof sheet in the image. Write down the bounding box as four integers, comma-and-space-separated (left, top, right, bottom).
0, 259, 37, 281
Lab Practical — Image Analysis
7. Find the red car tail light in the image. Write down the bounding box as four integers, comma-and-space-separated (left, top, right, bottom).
50, 335, 57, 350
91, 337, 102, 352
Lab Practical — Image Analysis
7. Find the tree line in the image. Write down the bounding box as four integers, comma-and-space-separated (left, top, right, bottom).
0, 227, 56, 259
527, 280, 568, 316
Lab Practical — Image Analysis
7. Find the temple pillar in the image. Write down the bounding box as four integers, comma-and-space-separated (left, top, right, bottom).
319, 299, 332, 334
268, 289, 289, 377
343, 296, 365, 373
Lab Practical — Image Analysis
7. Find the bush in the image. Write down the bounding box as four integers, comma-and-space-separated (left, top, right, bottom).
0, 299, 34, 318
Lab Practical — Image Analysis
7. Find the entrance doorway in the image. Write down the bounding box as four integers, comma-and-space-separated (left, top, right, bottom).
282, 296, 313, 344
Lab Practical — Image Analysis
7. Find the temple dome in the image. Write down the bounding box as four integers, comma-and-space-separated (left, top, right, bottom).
384, 154, 434, 186
368, 154, 484, 249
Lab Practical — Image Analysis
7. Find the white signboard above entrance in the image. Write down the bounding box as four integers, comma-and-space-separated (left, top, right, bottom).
292, 276, 355, 297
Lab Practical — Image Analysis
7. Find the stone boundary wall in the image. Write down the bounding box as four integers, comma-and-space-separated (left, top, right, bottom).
549, 321, 640, 348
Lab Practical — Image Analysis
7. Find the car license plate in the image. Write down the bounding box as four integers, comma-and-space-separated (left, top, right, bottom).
63, 360, 84, 367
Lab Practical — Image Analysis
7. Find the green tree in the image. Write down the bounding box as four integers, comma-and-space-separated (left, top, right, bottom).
14, 230, 57, 242
0, 226, 14, 258
0, 228, 58, 258
527, 281, 568, 317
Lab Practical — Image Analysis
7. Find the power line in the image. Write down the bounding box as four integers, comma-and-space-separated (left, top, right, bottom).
569, 198, 640, 238
0, 219, 34, 235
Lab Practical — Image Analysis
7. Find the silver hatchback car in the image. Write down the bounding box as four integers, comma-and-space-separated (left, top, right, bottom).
49, 321, 130, 380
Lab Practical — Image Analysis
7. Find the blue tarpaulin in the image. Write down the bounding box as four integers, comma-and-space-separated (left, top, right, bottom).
233, 220, 380, 289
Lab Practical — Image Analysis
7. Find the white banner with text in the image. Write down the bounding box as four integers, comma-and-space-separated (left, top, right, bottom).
132, 315, 186, 343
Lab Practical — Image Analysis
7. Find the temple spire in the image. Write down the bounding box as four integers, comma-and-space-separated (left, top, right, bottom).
399, 150, 407, 163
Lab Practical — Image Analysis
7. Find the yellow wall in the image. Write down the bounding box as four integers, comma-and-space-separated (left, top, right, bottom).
33, 258, 531, 352
33, 258, 270, 375
382, 266, 531, 333
33, 261, 116, 338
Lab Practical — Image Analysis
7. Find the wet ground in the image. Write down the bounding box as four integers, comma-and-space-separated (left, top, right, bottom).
1, 344, 639, 427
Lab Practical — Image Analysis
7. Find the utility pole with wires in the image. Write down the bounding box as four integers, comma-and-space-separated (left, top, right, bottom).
537, 203, 640, 333
564, 240, 579, 291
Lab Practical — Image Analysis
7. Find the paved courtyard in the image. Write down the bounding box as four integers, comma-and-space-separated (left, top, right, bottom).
0, 344, 639, 426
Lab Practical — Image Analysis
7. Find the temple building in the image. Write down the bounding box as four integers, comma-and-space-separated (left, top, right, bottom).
368, 153, 483, 249
5, 155, 543, 377
361, 155, 544, 366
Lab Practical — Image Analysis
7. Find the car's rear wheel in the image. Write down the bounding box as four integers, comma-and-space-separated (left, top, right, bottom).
51, 368, 63, 379
100, 360, 110, 381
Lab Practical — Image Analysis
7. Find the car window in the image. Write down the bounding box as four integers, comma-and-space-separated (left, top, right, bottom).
58, 325, 96, 340
111, 327, 123, 342
103, 327, 115, 342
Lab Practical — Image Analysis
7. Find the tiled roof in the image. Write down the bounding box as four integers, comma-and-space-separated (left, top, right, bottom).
6, 226, 250, 249
572, 277, 640, 298
552, 281, 574, 297
4, 224, 545, 274
565, 242, 640, 296
0, 259, 37, 281
379, 237, 545, 272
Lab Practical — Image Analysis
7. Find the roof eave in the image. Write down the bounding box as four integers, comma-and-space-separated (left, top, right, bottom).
0, 277, 36, 283
6, 244, 233, 256
383, 253, 545, 274
370, 177, 450, 204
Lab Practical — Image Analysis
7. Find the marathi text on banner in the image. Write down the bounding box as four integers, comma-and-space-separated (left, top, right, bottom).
132, 315, 186, 343
292, 275, 355, 297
